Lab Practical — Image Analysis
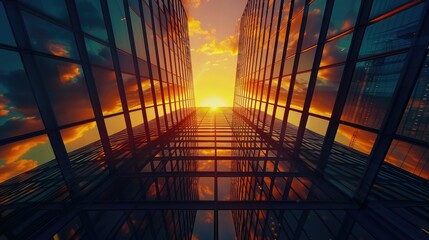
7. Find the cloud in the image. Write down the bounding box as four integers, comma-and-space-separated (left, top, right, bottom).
0, 135, 50, 183
188, 18, 210, 37
182, 0, 201, 11
0, 159, 38, 183
197, 35, 239, 56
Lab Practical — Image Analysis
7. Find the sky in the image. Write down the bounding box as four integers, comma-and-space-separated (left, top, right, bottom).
182, 0, 248, 107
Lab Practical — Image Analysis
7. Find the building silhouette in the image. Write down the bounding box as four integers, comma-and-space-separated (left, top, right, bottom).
0, 0, 429, 239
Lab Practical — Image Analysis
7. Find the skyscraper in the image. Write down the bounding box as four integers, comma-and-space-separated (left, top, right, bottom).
0, 0, 428, 239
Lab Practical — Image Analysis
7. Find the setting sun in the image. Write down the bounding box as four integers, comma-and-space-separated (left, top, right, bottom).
200, 97, 226, 110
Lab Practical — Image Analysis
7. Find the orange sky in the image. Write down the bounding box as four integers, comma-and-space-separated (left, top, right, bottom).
183, 0, 247, 107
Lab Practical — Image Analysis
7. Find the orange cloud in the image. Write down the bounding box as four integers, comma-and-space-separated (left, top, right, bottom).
0, 135, 48, 164
58, 64, 81, 84
61, 122, 97, 144
197, 35, 239, 56
204, 211, 214, 223
47, 42, 69, 57
0, 95, 9, 117
182, 0, 201, 11
0, 135, 49, 183
0, 159, 38, 183
188, 18, 210, 37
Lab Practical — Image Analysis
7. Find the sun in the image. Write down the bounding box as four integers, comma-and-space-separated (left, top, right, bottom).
201, 97, 226, 111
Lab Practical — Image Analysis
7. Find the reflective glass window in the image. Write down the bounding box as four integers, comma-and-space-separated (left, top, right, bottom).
321, 33, 352, 67
75, 0, 108, 41
359, 4, 424, 58
92, 66, 122, 115
0, 2, 16, 46
310, 65, 344, 117
108, 0, 131, 52
397, 52, 429, 143
385, 140, 429, 179
19, 0, 70, 24
302, 0, 326, 49
129, 7, 148, 60
61, 121, 101, 154
370, 0, 413, 19
290, 72, 310, 110
0, 49, 44, 140
327, 0, 360, 38
22, 12, 79, 60
35, 56, 94, 125
122, 73, 141, 110
341, 54, 406, 129
85, 38, 113, 68
0, 135, 54, 183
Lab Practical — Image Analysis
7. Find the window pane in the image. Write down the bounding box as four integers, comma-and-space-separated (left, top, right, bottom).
302, 0, 326, 49
85, 38, 113, 68
0, 135, 54, 183
0, 2, 16, 46
92, 66, 122, 115
19, 0, 70, 24
327, 0, 360, 38
129, 7, 147, 60
321, 33, 352, 67
385, 140, 429, 179
22, 12, 79, 59
359, 4, 424, 58
35, 56, 94, 125
370, 0, 413, 19
107, 0, 131, 52
75, 0, 108, 41
290, 72, 310, 110
122, 73, 141, 110
341, 54, 406, 129
310, 65, 344, 117
61, 121, 101, 154
397, 52, 429, 143
0, 49, 44, 139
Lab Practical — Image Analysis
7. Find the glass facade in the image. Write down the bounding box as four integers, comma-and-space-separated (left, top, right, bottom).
234, 0, 429, 239
0, 0, 428, 239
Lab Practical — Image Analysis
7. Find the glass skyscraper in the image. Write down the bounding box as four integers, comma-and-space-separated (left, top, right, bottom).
0, 0, 428, 239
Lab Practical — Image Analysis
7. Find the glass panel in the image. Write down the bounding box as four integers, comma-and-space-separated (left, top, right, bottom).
334, 124, 377, 155
397, 52, 429, 143
122, 73, 141, 110
22, 12, 79, 59
129, 7, 147, 60
298, 48, 316, 72
341, 54, 406, 129
61, 121, 101, 153
19, 0, 70, 24
302, 0, 326, 49
359, 4, 424, 58
0, 49, 44, 140
107, 0, 131, 52
321, 33, 352, 67
286, 11, 303, 57
92, 66, 122, 115
75, 0, 108, 41
0, 135, 54, 183
327, 0, 361, 38
370, 0, 413, 19
141, 78, 154, 107
35, 56, 94, 125
310, 65, 344, 117
218, 211, 236, 240
385, 140, 429, 179
0, 2, 16, 46
85, 38, 113, 68
192, 210, 214, 240
290, 72, 310, 110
